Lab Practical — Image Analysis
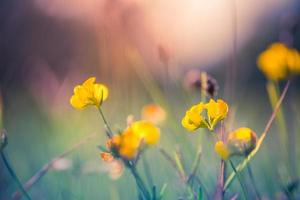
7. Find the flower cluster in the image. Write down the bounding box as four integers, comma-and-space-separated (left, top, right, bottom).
257, 42, 300, 81
70, 77, 109, 109
182, 99, 228, 131
214, 127, 257, 160
102, 120, 160, 160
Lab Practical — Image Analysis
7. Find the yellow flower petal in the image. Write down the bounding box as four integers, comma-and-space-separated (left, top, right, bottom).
70, 77, 109, 109
286, 49, 300, 74
70, 95, 86, 109
93, 84, 109, 106
131, 121, 160, 145
181, 103, 208, 132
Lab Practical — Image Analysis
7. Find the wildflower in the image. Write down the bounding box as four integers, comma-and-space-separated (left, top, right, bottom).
214, 127, 257, 160
182, 99, 228, 132
107, 160, 124, 180
141, 103, 167, 125
257, 42, 300, 81
70, 77, 109, 109
227, 127, 257, 156
182, 103, 208, 131
205, 99, 228, 129
107, 121, 160, 159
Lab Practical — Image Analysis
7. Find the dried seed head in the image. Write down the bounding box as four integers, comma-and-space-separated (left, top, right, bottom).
183, 69, 219, 97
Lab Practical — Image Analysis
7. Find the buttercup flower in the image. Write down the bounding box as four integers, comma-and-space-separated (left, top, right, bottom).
214, 127, 257, 160
227, 127, 257, 156
141, 104, 166, 124
106, 120, 160, 159
70, 77, 109, 109
257, 42, 300, 81
205, 99, 228, 129
182, 99, 228, 132
182, 103, 207, 131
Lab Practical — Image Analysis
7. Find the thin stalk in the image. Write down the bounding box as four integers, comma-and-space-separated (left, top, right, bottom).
215, 121, 226, 200
142, 156, 154, 189
13, 133, 97, 200
129, 164, 151, 200
229, 160, 248, 200
98, 107, 113, 138
1, 152, 32, 200
245, 161, 261, 200
224, 80, 291, 190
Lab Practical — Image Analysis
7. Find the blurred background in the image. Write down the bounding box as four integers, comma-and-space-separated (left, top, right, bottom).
1, 0, 300, 199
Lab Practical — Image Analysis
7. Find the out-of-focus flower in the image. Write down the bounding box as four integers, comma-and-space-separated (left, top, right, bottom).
183, 69, 219, 97
107, 160, 124, 180
257, 42, 300, 81
141, 103, 166, 125
214, 127, 257, 160
286, 49, 300, 74
81, 159, 124, 180
51, 158, 73, 171
182, 99, 228, 132
70, 77, 109, 109
214, 141, 230, 160
100, 152, 114, 162
227, 127, 257, 156
106, 120, 160, 159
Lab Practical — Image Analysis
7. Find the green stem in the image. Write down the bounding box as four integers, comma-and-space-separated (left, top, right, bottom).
98, 108, 113, 138
129, 164, 151, 200
245, 160, 261, 200
229, 160, 248, 200
1, 152, 32, 200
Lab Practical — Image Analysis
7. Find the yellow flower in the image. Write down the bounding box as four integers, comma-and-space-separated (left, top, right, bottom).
70, 77, 109, 109
286, 48, 300, 74
181, 103, 208, 131
257, 42, 300, 81
227, 127, 257, 156
205, 99, 228, 129
182, 99, 228, 132
214, 127, 257, 160
141, 103, 167, 125
131, 121, 160, 145
214, 141, 230, 160
109, 121, 160, 159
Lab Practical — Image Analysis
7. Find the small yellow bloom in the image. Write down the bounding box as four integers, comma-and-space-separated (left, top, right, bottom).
227, 127, 257, 156
181, 103, 207, 131
286, 48, 300, 74
108, 121, 160, 159
141, 104, 166, 124
131, 121, 160, 145
205, 99, 228, 129
214, 141, 230, 160
257, 42, 300, 81
182, 99, 228, 132
70, 77, 109, 109
214, 127, 257, 160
